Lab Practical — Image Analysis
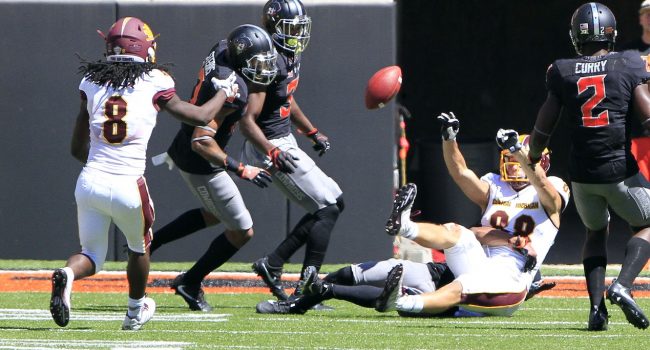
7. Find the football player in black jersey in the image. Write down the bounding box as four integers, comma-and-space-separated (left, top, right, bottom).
149, 25, 277, 312
240, 0, 344, 302
529, 2, 650, 331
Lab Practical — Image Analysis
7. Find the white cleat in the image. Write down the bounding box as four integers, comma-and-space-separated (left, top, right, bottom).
122, 297, 156, 330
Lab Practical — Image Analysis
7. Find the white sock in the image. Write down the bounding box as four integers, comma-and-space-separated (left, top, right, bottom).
395, 295, 424, 313
128, 297, 145, 318
62, 267, 74, 281
400, 219, 419, 240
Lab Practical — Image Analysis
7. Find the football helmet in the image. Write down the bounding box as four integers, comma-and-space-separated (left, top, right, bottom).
227, 24, 278, 86
262, 0, 311, 54
499, 134, 550, 191
569, 2, 617, 55
99, 17, 158, 63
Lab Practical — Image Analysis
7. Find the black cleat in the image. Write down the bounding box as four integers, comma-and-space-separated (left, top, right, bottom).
50, 268, 71, 327
170, 274, 213, 312
252, 257, 289, 301
385, 183, 417, 236
255, 300, 306, 314
375, 264, 404, 312
606, 279, 649, 329
587, 302, 609, 331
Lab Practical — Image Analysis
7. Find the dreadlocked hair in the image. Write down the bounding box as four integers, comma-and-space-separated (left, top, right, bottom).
78, 59, 173, 90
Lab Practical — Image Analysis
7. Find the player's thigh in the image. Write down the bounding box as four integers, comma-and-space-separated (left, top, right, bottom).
179, 170, 252, 230
272, 146, 342, 213
443, 225, 488, 278
608, 173, 650, 228
111, 176, 154, 254
571, 182, 610, 231
75, 169, 112, 270
352, 258, 402, 288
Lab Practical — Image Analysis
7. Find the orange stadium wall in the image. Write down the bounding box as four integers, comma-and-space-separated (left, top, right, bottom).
0, 0, 397, 263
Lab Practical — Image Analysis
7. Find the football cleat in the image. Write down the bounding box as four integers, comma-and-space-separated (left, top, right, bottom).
606, 279, 649, 329
255, 300, 306, 315
170, 274, 213, 312
587, 301, 609, 331
50, 268, 72, 327
385, 183, 417, 236
375, 263, 404, 312
252, 257, 289, 301
122, 297, 156, 330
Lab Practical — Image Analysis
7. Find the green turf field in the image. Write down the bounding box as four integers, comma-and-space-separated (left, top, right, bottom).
1, 260, 649, 349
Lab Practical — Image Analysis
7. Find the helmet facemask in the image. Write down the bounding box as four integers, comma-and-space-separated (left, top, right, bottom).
241, 50, 278, 85
272, 15, 311, 54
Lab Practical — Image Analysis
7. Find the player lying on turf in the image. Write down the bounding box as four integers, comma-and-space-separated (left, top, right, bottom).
255, 236, 555, 315
377, 117, 568, 316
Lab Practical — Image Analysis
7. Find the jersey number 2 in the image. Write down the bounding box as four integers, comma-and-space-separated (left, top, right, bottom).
103, 96, 128, 143
577, 74, 609, 127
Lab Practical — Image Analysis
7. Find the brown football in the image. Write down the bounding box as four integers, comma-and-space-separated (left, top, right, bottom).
365, 65, 402, 109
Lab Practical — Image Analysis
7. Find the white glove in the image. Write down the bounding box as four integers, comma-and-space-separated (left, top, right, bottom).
496, 128, 522, 153
211, 72, 240, 99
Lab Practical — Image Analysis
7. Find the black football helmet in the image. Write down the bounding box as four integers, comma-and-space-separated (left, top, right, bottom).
262, 0, 311, 54
569, 2, 617, 55
227, 24, 278, 86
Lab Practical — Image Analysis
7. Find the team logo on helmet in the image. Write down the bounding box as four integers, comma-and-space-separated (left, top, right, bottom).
266, 1, 281, 16
141, 23, 155, 42
233, 36, 253, 55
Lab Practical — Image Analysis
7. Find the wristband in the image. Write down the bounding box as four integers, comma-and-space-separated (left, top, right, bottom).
305, 128, 318, 136
224, 155, 244, 174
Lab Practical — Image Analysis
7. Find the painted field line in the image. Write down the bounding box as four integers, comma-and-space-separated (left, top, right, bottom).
0, 309, 229, 322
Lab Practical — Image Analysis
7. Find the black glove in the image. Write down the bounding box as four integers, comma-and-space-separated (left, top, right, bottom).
225, 156, 272, 188
307, 129, 330, 156
268, 147, 299, 173
496, 128, 522, 153
515, 247, 537, 273
436, 112, 459, 141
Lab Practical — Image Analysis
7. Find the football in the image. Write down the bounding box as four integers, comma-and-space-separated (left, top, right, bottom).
365, 65, 402, 109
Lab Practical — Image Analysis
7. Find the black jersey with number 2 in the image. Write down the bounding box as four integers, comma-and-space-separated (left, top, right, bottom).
167, 40, 249, 175
546, 50, 650, 183
256, 52, 301, 139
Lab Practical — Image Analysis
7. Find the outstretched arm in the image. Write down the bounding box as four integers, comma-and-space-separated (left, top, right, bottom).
529, 92, 562, 164
437, 112, 490, 210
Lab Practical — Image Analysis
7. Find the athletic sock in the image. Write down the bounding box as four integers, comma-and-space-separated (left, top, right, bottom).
302, 205, 340, 271
182, 233, 238, 286
330, 284, 383, 308
617, 237, 650, 288
267, 214, 315, 268
583, 256, 607, 308
127, 296, 145, 318
150, 208, 206, 253
395, 295, 424, 313
62, 267, 75, 282
400, 220, 419, 240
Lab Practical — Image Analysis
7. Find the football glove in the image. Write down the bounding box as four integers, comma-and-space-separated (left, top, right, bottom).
436, 112, 459, 141
496, 128, 521, 153
239, 165, 272, 188
224, 156, 272, 188
268, 147, 299, 173
306, 129, 330, 157
211, 72, 240, 100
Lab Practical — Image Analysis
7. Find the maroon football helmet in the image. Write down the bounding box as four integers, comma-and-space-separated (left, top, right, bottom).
499, 134, 551, 191
98, 17, 158, 63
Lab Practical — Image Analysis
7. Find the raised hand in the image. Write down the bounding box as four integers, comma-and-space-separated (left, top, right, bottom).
496, 128, 521, 153
436, 112, 460, 141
